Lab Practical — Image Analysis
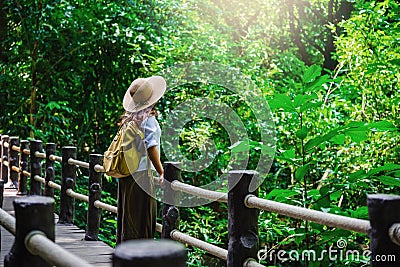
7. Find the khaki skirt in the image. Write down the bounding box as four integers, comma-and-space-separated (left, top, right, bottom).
116, 170, 156, 244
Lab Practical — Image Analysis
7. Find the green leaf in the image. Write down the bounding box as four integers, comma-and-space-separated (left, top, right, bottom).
330, 190, 342, 201
261, 144, 275, 157
366, 163, 400, 177
281, 149, 295, 159
296, 126, 309, 140
293, 93, 317, 108
349, 206, 369, 219
389, 58, 400, 66
316, 195, 330, 208
228, 140, 250, 152
348, 170, 367, 183
295, 164, 310, 180
304, 129, 339, 151
330, 134, 346, 145
377, 176, 400, 187
368, 120, 397, 131
267, 189, 298, 199
268, 94, 295, 112
305, 74, 331, 91
46, 101, 61, 110
302, 65, 322, 84
299, 101, 323, 112
319, 185, 329, 196
346, 130, 368, 143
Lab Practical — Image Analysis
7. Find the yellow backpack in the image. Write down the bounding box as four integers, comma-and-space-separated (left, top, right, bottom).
103, 122, 145, 178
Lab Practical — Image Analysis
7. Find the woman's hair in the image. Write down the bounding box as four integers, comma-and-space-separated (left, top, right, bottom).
119, 104, 158, 127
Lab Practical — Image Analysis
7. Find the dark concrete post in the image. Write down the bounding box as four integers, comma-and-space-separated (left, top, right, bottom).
113, 239, 186, 267
58, 146, 77, 224
1, 135, 9, 184
8, 137, 20, 188
29, 140, 43, 195
17, 140, 29, 195
161, 162, 181, 239
368, 194, 400, 266
85, 154, 103, 241
227, 170, 259, 267
44, 143, 56, 197
4, 196, 55, 267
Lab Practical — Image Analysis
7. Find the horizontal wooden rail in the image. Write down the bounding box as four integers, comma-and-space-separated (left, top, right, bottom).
0, 208, 16, 235
245, 194, 371, 234
170, 229, 228, 260
94, 164, 105, 173
2, 160, 9, 167
156, 222, 163, 233
389, 223, 400, 246
34, 174, 119, 216
94, 200, 118, 213
25, 230, 95, 267
68, 158, 89, 169
34, 151, 46, 159
11, 166, 20, 173
34, 175, 62, 192
23, 148, 30, 155
171, 180, 228, 202
49, 154, 62, 162
66, 188, 89, 202
243, 258, 265, 267
12, 145, 20, 152
3, 141, 9, 148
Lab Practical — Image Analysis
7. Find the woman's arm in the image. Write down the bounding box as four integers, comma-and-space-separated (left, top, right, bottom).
147, 146, 164, 183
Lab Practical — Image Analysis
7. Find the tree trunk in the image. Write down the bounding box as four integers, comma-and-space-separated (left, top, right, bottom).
29, 1, 43, 138
286, 1, 312, 66
322, 0, 354, 72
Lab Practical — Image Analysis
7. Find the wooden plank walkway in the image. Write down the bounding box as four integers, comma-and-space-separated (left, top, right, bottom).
0, 188, 114, 267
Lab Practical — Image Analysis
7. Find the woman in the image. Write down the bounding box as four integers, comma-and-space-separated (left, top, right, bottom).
116, 76, 166, 244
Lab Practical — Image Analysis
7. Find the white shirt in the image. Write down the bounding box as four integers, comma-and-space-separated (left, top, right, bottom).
136, 116, 161, 172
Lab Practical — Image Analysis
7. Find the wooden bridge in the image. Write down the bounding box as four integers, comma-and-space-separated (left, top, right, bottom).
0, 135, 399, 266
0, 187, 114, 267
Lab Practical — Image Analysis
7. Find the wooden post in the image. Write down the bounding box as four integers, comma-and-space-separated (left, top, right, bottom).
58, 146, 77, 224
4, 196, 55, 267
0, 134, 2, 181
1, 135, 9, 185
368, 194, 400, 266
8, 137, 20, 188
44, 143, 56, 197
85, 154, 103, 241
17, 140, 29, 195
113, 239, 186, 267
227, 170, 259, 267
161, 162, 181, 239
29, 140, 43, 195
0, 179, 4, 208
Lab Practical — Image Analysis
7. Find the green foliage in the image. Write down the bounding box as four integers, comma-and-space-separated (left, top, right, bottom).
1, 0, 399, 266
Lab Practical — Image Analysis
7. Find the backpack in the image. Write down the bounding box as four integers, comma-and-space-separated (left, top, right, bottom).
103, 122, 145, 178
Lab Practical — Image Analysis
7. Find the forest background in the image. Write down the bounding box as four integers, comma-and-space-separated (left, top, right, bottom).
0, 0, 399, 266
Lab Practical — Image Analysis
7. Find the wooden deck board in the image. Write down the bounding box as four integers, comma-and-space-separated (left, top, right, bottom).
0, 188, 114, 267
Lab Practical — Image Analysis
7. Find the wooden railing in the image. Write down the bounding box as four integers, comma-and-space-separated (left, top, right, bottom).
0, 134, 399, 267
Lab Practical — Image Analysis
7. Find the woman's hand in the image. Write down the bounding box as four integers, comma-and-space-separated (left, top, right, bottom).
158, 173, 164, 187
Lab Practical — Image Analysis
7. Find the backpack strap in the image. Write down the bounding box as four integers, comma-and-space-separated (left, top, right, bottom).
141, 118, 154, 180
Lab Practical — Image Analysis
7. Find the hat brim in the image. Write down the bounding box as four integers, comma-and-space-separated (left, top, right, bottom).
123, 76, 166, 112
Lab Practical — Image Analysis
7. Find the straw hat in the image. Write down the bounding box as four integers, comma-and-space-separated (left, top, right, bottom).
123, 76, 166, 112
